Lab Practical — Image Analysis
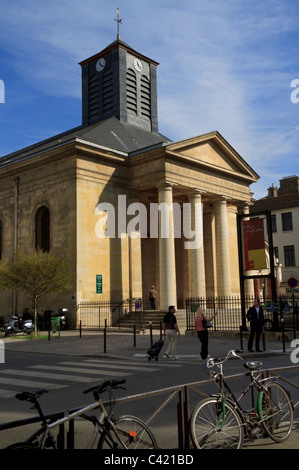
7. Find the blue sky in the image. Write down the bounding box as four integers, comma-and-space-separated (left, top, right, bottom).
0, 0, 299, 199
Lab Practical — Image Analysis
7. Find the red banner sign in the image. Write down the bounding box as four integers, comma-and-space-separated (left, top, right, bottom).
243, 219, 267, 271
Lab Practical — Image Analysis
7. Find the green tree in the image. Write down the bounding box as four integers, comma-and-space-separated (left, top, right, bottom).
0, 250, 74, 337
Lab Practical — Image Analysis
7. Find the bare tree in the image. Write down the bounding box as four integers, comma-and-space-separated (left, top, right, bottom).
0, 250, 74, 337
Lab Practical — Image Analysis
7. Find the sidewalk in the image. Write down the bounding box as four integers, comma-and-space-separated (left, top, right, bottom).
0, 328, 295, 360
1, 328, 294, 359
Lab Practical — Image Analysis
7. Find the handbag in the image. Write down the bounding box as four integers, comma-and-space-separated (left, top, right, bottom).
202, 317, 212, 329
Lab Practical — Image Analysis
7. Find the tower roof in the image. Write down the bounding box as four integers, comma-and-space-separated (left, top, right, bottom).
79, 38, 159, 67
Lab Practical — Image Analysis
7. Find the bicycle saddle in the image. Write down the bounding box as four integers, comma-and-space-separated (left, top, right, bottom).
15, 390, 48, 402
244, 361, 262, 371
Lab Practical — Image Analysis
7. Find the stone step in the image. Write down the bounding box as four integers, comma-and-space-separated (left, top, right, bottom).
113, 309, 187, 331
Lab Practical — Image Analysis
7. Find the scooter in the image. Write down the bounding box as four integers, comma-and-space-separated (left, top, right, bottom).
4, 314, 34, 337
42, 308, 69, 331
57, 308, 68, 330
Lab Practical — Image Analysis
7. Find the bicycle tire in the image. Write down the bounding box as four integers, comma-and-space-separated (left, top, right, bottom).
97, 415, 157, 449
4, 442, 38, 449
258, 382, 294, 442
190, 397, 244, 449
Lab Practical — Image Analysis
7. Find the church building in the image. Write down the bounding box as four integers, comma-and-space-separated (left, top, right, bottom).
0, 33, 259, 321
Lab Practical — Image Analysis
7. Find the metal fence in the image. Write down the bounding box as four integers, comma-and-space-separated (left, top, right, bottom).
77, 298, 145, 330
186, 295, 299, 332
77, 295, 299, 332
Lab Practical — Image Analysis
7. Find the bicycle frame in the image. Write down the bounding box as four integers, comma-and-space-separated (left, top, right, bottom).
36, 400, 129, 449
206, 351, 276, 432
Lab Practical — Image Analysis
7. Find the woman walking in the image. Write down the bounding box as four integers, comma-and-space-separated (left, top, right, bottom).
194, 307, 217, 360
163, 306, 180, 360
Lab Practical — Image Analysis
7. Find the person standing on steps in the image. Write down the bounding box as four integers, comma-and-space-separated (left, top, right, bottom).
163, 306, 180, 360
247, 298, 264, 352
194, 307, 217, 361
149, 285, 157, 311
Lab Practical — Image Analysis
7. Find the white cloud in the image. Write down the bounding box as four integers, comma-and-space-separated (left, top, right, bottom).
1, 0, 299, 199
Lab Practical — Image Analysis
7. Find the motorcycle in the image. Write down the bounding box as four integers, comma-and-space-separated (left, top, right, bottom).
4, 314, 34, 337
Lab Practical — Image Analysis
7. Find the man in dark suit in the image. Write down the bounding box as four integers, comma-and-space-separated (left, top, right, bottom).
247, 298, 264, 352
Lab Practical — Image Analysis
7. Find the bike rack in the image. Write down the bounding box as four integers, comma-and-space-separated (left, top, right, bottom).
1, 365, 299, 449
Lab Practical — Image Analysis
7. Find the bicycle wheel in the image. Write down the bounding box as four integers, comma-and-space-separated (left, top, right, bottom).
258, 382, 293, 442
190, 397, 244, 449
98, 415, 157, 449
4, 442, 38, 449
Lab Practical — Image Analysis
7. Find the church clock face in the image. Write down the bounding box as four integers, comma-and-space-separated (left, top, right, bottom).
134, 58, 143, 72
96, 58, 106, 72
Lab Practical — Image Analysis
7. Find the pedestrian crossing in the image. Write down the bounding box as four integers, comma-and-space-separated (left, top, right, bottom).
0, 357, 183, 399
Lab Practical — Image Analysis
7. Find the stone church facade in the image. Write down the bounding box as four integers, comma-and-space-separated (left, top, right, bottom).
0, 37, 259, 319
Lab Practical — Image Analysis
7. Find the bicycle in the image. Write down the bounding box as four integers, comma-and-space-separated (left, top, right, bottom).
4, 379, 157, 449
190, 350, 294, 449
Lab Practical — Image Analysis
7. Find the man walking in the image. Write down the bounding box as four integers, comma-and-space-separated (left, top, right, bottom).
247, 298, 264, 352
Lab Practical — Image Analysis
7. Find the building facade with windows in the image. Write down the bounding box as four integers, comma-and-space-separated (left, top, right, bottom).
0, 37, 259, 320
250, 176, 299, 296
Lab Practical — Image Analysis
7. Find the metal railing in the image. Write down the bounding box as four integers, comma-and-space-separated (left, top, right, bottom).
77, 298, 145, 330
1, 365, 298, 449
186, 295, 299, 331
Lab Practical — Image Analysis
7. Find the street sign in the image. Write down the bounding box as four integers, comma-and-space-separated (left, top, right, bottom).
288, 277, 298, 288
96, 274, 102, 294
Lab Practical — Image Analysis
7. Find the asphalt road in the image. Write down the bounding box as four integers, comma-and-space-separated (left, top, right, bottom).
0, 346, 298, 450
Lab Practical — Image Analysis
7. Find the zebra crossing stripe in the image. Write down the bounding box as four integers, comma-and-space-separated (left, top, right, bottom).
29, 365, 132, 378
0, 376, 66, 390
59, 361, 157, 372
0, 369, 97, 383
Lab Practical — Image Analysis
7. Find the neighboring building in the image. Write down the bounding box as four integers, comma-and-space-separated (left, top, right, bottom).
250, 176, 299, 297
0, 36, 259, 322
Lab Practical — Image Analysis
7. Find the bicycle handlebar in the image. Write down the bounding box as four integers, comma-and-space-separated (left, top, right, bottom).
83, 379, 126, 396
206, 349, 243, 370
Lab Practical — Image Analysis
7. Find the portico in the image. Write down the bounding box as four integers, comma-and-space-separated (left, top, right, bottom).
126, 131, 259, 309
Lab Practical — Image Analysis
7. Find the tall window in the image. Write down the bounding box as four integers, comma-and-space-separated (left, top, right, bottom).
103, 68, 114, 116
88, 75, 100, 119
0, 219, 2, 259
284, 245, 296, 267
273, 246, 279, 263
35, 206, 50, 252
126, 68, 137, 115
140, 75, 151, 119
271, 214, 277, 232
282, 212, 293, 231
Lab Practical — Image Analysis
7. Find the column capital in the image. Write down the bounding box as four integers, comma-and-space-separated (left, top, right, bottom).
156, 181, 177, 191
186, 189, 206, 200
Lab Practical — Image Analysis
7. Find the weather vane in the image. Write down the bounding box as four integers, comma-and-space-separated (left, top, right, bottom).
115, 8, 122, 39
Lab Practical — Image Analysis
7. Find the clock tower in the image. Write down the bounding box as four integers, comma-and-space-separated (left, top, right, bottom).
80, 38, 159, 132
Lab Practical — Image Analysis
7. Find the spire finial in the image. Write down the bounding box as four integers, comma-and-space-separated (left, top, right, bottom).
114, 8, 122, 39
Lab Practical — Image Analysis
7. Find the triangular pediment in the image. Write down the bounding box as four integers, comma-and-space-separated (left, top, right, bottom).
165, 131, 259, 182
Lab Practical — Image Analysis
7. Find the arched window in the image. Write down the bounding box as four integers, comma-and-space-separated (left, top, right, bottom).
35, 206, 50, 252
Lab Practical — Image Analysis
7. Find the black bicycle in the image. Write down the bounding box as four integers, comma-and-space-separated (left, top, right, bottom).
4, 379, 157, 449
190, 350, 294, 449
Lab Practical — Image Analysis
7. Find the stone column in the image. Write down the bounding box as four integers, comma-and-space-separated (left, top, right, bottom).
158, 183, 177, 310
215, 198, 231, 296
188, 192, 206, 298
127, 193, 143, 300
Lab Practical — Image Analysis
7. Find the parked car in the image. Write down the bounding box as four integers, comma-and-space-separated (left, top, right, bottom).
262, 300, 298, 330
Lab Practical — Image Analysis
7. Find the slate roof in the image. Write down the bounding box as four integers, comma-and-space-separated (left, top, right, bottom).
250, 193, 299, 213
0, 117, 171, 168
